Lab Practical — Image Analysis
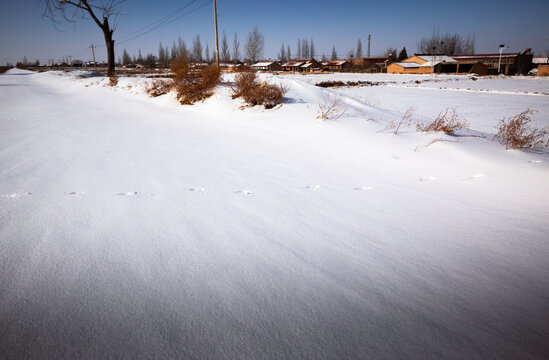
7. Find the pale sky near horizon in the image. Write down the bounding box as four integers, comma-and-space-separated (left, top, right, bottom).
1, 0, 548, 64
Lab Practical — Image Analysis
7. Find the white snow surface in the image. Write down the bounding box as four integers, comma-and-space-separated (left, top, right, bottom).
1, 69, 549, 359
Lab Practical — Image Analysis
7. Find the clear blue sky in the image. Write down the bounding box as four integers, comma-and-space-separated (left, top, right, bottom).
1, 0, 548, 64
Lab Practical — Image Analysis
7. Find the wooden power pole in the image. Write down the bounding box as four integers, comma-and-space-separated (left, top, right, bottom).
213, 0, 220, 65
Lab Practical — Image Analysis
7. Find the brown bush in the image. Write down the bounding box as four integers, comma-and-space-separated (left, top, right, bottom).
492, 109, 548, 149
108, 75, 118, 87
145, 79, 171, 97
232, 71, 286, 109
0, 66, 9, 74
170, 53, 221, 105
417, 107, 469, 135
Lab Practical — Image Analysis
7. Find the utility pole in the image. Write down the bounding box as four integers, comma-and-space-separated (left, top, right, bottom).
213, 0, 220, 66
367, 34, 371, 58
90, 45, 97, 72
498, 44, 505, 74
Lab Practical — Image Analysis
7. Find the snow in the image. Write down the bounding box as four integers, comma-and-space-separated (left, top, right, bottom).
1, 69, 549, 359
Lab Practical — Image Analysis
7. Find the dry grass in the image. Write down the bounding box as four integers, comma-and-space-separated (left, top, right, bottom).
171, 53, 221, 105
231, 71, 286, 109
417, 108, 469, 135
492, 109, 548, 149
379, 107, 415, 134
108, 75, 118, 87
317, 93, 349, 121
145, 80, 171, 97
0, 66, 10, 74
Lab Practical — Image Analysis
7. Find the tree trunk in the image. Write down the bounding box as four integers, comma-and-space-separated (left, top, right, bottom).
101, 18, 115, 77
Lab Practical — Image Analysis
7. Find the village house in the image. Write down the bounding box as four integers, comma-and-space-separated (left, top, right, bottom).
387, 55, 458, 74
281, 59, 322, 72
321, 60, 351, 71
251, 61, 282, 72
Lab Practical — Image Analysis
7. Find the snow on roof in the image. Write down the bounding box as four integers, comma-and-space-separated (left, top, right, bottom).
416, 55, 457, 63
326, 60, 348, 66
395, 62, 419, 68
282, 61, 304, 67
252, 61, 275, 67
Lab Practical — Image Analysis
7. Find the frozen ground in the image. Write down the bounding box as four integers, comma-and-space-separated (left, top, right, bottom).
1, 69, 549, 359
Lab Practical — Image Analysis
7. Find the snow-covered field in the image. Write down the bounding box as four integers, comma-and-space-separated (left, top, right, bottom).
1, 69, 548, 359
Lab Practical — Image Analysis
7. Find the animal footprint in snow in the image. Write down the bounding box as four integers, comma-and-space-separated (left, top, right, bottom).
118, 192, 138, 196
355, 186, 373, 191
237, 190, 254, 195
1, 192, 31, 199
188, 187, 206, 193
419, 176, 437, 182
67, 191, 85, 195
306, 185, 322, 190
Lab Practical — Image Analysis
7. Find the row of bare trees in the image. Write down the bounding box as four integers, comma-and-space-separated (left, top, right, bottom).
40, 0, 477, 74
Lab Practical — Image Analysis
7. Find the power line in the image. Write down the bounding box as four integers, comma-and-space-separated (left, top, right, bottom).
115, 0, 212, 46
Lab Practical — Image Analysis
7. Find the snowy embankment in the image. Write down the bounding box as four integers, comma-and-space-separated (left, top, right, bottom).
1, 69, 548, 359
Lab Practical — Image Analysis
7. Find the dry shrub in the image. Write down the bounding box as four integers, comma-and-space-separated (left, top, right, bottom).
417, 107, 469, 135
0, 66, 9, 74
232, 71, 286, 109
170, 53, 221, 105
317, 93, 349, 121
492, 109, 548, 149
316, 80, 345, 88
145, 79, 171, 97
379, 107, 415, 134
108, 75, 118, 87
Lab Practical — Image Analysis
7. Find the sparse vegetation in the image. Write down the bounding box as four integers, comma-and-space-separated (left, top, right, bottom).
492, 109, 548, 149
317, 93, 349, 121
108, 75, 118, 87
145, 80, 170, 97
170, 53, 221, 105
416, 108, 469, 135
231, 71, 286, 109
379, 107, 415, 134
0, 67, 10, 74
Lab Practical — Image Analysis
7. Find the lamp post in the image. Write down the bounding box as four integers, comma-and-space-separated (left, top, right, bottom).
498, 44, 505, 74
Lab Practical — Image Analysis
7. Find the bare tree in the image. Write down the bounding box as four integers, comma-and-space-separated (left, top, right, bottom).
331, 46, 337, 61
192, 34, 203, 62
233, 33, 240, 62
287, 44, 291, 61
221, 31, 230, 62
297, 39, 302, 59
417, 30, 475, 55
356, 39, 363, 59
310, 39, 315, 59
41, 0, 125, 76
244, 27, 264, 63
279, 43, 286, 62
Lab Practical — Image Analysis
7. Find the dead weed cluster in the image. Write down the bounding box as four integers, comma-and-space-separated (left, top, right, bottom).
231, 71, 286, 109
170, 53, 221, 105
417, 107, 469, 135
492, 109, 548, 149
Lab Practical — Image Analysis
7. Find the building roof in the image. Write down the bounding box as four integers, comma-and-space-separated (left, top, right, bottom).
325, 60, 348, 66
416, 55, 457, 63
451, 53, 520, 60
252, 61, 276, 67
282, 61, 304, 67
393, 62, 419, 68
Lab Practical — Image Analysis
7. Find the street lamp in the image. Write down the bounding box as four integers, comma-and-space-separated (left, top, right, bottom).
498, 44, 505, 74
